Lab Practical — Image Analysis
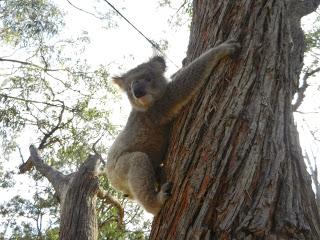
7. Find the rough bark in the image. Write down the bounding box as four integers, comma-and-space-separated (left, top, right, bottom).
150, 0, 320, 239
59, 154, 99, 240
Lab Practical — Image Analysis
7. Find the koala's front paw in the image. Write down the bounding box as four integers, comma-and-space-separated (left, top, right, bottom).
157, 182, 173, 204
220, 39, 241, 56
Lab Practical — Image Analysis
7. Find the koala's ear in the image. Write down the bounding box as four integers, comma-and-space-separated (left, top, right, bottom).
112, 76, 126, 90
150, 56, 166, 72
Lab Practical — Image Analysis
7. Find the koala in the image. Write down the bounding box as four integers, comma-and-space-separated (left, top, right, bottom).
106, 40, 240, 215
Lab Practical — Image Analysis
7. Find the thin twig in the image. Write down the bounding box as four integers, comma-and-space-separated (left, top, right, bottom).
0, 93, 68, 109
39, 101, 65, 149
0, 57, 62, 72
19, 103, 67, 173
92, 134, 106, 165
66, 0, 106, 20
17, 146, 25, 163
97, 189, 124, 227
175, 0, 188, 14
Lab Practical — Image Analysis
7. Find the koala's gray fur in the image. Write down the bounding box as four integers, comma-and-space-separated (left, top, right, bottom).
106, 40, 240, 215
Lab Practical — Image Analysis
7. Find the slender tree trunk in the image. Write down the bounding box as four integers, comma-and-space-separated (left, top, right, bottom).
59, 155, 99, 240
150, 0, 320, 239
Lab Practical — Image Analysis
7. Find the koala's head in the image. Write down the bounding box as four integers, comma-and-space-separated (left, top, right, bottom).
113, 56, 168, 111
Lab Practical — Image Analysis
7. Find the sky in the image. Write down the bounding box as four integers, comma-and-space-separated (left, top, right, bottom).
0, 0, 319, 234
59, 0, 189, 74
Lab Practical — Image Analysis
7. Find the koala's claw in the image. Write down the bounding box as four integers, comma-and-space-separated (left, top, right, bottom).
223, 39, 241, 56
161, 182, 173, 193
158, 182, 173, 203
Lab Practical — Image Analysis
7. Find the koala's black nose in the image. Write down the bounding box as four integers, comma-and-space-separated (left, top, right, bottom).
133, 87, 146, 98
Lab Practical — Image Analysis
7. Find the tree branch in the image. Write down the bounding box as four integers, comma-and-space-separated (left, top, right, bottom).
293, 67, 320, 111
0, 56, 99, 78
175, 0, 188, 14
97, 189, 124, 226
92, 134, 106, 165
66, 0, 105, 20
39, 101, 65, 149
28, 145, 66, 198
0, 57, 62, 72
19, 104, 67, 173
289, 0, 320, 18
0, 93, 66, 109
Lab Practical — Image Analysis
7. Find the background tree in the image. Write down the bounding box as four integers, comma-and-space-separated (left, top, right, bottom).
151, 0, 320, 239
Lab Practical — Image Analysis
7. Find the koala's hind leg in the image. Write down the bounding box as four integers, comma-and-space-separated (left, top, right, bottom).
128, 152, 171, 215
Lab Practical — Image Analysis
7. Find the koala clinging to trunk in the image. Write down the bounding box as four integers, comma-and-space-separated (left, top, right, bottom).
106, 40, 240, 215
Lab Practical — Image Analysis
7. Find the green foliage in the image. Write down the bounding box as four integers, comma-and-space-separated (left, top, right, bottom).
159, 0, 192, 27
0, 104, 24, 131
305, 28, 320, 51
0, 0, 64, 46
305, 13, 320, 52
45, 227, 59, 240
0, 163, 14, 188
0, 191, 59, 239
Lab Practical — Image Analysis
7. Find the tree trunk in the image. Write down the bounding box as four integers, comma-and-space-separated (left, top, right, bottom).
59, 155, 99, 240
26, 146, 100, 240
150, 0, 320, 239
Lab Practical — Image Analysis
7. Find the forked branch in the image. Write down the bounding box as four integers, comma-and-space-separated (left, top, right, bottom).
28, 145, 67, 200
19, 103, 66, 173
